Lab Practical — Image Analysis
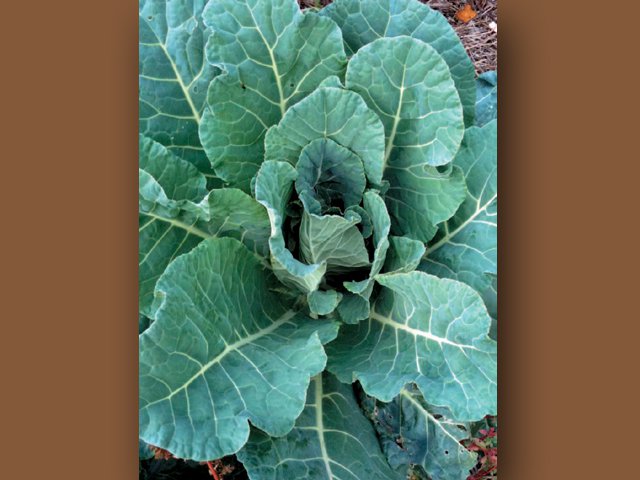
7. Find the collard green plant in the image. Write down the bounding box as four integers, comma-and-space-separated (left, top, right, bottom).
139, 0, 497, 478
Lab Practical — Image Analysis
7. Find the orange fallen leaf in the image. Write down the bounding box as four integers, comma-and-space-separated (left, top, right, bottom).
455, 4, 478, 23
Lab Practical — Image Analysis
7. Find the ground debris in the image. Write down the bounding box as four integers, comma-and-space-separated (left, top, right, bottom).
455, 4, 478, 23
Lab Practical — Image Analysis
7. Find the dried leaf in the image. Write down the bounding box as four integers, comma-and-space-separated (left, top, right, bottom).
455, 4, 478, 23
150, 445, 174, 460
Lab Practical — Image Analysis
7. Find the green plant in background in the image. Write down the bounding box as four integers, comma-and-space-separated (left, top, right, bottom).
139, 0, 497, 478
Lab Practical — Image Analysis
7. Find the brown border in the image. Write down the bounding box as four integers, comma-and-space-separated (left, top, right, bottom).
2, 1, 639, 479
1, 1, 138, 478
498, 0, 640, 477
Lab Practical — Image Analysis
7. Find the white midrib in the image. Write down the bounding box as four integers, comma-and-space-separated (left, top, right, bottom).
424, 193, 497, 256
143, 16, 201, 123
314, 375, 333, 479
370, 310, 480, 351
142, 211, 210, 239
383, 65, 408, 171
141, 211, 272, 270
142, 310, 297, 409
399, 388, 463, 445
247, 9, 287, 116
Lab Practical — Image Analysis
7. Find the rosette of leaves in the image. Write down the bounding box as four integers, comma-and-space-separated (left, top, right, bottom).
138, 0, 497, 479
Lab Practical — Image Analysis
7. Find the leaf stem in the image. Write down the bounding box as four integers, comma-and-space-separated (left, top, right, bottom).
206, 461, 220, 480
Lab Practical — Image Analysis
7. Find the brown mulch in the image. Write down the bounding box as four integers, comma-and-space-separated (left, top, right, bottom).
425, 0, 497, 74
299, 0, 497, 74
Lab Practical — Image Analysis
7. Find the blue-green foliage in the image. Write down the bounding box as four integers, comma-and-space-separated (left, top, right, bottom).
138, 0, 498, 477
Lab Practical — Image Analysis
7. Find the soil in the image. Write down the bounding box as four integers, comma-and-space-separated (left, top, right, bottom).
140, 455, 247, 480
422, 0, 497, 74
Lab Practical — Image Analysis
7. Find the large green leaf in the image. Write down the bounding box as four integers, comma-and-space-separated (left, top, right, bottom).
327, 271, 497, 421
139, 0, 220, 178
420, 121, 497, 320
139, 137, 270, 316
475, 71, 498, 127
346, 36, 466, 242
300, 211, 370, 272
346, 37, 464, 168
199, 0, 347, 190
322, 0, 476, 126
264, 86, 386, 185
361, 385, 477, 480
139, 238, 339, 460
139, 184, 271, 317
254, 160, 326, 292
238, 373, 402, 480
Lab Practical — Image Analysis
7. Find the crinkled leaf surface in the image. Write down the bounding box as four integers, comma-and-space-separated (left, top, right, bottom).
339, 191, 391, 324
475, 71, 497, 127
300, 212, 370, 272
383, 236, 426, 274
139, 138, 270, 316
346, 36, 466, 242
384, 163, 466, 243
346, 205, 373, 239
322, 0, 476, 126
139, 136, 206, 315
421, 121, 497, 319
139, 134, 208, 201
346, 37, 464, 168
139, 238, 339, 460
238, 373, 402, 480
140, 180, 272, 317
295, 138, 367, 214
361, 385, 477, 480
307, 290, 342, 316
264, 86, 386, 185
254, 160, 326, 292
199, 0, 347, 190
327, 271, 497, 421
317, 75, 344, 89
139, 0, 220, 177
